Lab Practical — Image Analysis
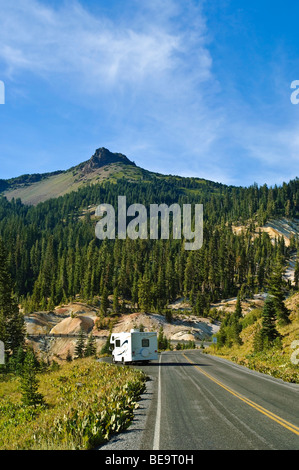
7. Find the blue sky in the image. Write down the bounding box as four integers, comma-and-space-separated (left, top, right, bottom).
0, 0, 298, 186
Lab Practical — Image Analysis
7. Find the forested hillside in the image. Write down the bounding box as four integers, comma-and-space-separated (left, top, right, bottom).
0, 172, 298, 318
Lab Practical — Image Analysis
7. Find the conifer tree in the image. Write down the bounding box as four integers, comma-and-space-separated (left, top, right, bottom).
100, 286, 109, 316
253, 324, 264, 353
20, 348, 45, 407
295, 259, 299, 290
268, 259, 290, 325
230, 313, 242, 345
0, 237, 25, 358
234, 292, 242, 319
74, 328, 86, 359
260, 297, 280, 347
85, 333, 97, 357
158, 326, 169, 350
66, 349, 73, 362
9, 345, 26, 375
113, 286, 120, 314
138, 276, 151, 312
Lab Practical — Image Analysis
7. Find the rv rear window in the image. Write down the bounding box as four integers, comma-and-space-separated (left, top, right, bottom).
115, 340, 121, 347
142, 338, 149, 347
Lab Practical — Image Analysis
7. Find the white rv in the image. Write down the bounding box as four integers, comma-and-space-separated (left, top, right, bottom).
110, 329, 158, 364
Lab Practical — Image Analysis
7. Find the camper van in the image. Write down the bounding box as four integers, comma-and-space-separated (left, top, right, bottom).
110, 329, 158, 364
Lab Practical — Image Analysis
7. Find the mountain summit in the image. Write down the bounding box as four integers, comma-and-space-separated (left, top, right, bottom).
81, 148, 136, 174
1, 147, 145, 205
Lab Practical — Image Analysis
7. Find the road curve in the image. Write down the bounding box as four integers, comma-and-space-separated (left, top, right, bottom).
141, 350, 299, 450
99, 350, 299, 451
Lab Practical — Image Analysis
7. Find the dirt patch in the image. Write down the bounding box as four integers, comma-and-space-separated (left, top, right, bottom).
210, 294, 266, 314
232, 217, 299, 247
50, 315, 94, 335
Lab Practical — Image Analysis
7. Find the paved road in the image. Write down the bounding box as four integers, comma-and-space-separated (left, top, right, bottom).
100, 350, 299, 451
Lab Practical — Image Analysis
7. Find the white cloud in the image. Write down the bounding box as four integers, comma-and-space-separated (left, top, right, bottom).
0, 0, 220, 175
0, 0, 210, 93
0, 0, 297, 186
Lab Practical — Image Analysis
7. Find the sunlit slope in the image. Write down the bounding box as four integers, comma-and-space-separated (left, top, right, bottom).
3, 162, 149, 205
2, 147, 154, 205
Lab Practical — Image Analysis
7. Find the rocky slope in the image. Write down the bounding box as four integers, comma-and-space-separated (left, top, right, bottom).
233, 217, 299, 248
24, 299, 222, 362
24, 292, 275, 362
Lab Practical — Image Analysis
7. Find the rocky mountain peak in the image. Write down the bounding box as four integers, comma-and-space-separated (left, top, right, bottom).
82, 147, 135, 174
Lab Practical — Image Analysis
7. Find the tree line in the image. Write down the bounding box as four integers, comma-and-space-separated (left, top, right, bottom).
0, 174, 297, 364
0, 176, 297, 313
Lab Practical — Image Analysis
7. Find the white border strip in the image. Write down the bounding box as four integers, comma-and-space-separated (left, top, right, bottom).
153, 352, 162, 450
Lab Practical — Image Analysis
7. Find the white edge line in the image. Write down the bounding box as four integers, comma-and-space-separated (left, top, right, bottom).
153, 352, 162, 450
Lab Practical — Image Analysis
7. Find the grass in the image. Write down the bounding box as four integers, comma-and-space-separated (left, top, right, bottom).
0, 358, 147, 450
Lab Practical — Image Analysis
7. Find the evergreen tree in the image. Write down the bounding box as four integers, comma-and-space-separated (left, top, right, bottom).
20, 348, 45, 407
9, 345, 26, 375
100, 286, 109, 316
85, 333, 97, 357
253, 324, 264, 353
66, 349, 73, 362
100, 334, 112, 356
112, 286, 120, 314
230, 313, 243, 345
138, 275, 151, 312
260, 297, 280, 347
268, 259, 290, 325
295, 259, 299, 291
158, 327, 169, 350
74, 328, 86, 359
234, 292, 242, 319
0, 237, 25, 358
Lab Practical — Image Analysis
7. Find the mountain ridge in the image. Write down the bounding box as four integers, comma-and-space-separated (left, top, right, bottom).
0, 147, 148, 205
0, 146, 223, 205
0, 146, 298, 207
2, 147, 137, 186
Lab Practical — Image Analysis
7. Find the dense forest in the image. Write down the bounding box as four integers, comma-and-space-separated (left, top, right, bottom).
0, 174, 297, 319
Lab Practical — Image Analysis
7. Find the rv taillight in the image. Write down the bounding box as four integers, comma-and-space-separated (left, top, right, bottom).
155, 350, 157, 353
132, 351, 135, 355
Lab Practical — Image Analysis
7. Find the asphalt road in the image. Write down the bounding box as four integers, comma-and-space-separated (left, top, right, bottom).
99, 350, 299, 451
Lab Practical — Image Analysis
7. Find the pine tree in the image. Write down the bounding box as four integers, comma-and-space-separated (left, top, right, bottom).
112, 286, 120, 314
193, 292, 204, 316
138, 276, 151, 312
253, 324, 264, 353
9, 345, 25, 375
158, 326, 169, 350
268, 259, 290, 325
260, 297, 280, 347
230, 313, 242, 345
85, 333, 97, 357
20, 348, 45, 407
100, 286, 109, 316
74, 328, 86, 359
0, 237, 25, 358
294, 258, 299, 291
234, 292, 242, 319
66, 349, 73, 362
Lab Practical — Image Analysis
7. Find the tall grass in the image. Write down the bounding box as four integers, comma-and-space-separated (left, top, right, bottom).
0, 358, 146, 450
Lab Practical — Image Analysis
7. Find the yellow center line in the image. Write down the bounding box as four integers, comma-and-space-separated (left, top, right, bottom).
182, 353, 299, 437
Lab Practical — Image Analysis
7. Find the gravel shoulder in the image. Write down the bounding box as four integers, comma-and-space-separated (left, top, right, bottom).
97, 370, 155, 451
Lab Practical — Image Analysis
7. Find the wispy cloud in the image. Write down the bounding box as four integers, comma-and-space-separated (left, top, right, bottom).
0, 0, 297, 185
0, 0, 209, 91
